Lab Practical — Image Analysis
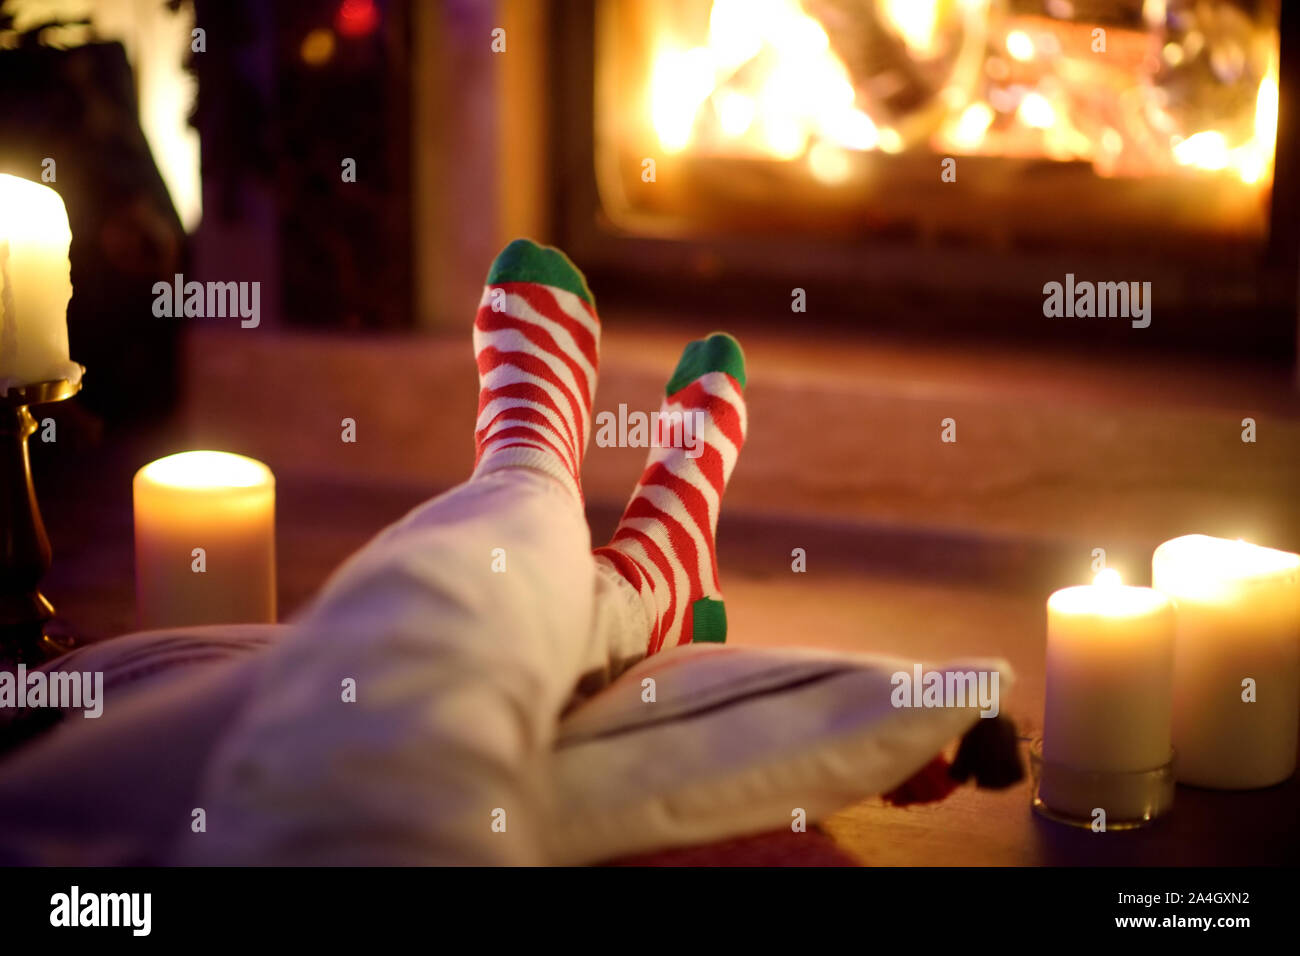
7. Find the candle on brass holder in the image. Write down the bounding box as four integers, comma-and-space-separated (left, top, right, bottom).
0, 374, 82, 666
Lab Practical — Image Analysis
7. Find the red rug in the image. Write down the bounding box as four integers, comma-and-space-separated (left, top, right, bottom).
607, 828, 859, 866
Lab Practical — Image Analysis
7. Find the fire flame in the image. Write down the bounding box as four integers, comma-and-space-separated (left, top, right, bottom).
646, 0, 1279, 190
1172, 70, 1278, 185
649, 0, 877, 180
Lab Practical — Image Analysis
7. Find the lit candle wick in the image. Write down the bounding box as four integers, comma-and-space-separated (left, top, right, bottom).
1093, 568, 1122, 588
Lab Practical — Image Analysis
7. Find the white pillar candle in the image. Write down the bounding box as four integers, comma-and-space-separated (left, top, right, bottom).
0, 173, 82, 389
133, 451, 276, 629
1043, 569, 1176, 773
1152, 534, 1300, 789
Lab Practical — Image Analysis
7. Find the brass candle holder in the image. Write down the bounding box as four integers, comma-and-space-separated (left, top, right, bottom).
0, 374, 82, 666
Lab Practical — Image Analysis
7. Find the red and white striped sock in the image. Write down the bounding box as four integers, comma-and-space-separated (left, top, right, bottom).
594, 333, 748, 653
472, 238, 599, 501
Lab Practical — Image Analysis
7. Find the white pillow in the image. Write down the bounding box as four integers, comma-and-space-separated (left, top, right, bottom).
546, 644, 1013, 865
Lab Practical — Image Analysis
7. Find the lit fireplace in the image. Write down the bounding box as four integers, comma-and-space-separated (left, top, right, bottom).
593, 0, 1280, 241
477, 1, 1296, 350
642, 2, 1275, 175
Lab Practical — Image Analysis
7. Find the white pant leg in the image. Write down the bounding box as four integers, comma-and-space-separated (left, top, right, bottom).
567, 561, 654, 704
178, 469, 596, 865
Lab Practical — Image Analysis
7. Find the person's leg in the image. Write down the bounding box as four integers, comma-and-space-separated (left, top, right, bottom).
179, 240, 604, 865
591, 333, 748, 662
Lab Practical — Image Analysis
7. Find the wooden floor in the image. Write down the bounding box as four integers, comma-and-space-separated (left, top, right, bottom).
29, 321, 1300, 865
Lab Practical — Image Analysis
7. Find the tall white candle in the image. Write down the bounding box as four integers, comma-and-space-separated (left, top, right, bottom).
1152, 535, 1300, 789
0, 173, 82, 389
133, 451, 276, 629
1043, 569, 1176, 773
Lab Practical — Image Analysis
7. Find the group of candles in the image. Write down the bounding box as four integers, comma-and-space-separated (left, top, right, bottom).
1, 174, 276, 630
1044, 536, 1299, 819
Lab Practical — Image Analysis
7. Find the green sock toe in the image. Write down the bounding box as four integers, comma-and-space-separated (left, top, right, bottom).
690, 597, 727, 644
666, 332, 747, 395
486, 238, 595, 308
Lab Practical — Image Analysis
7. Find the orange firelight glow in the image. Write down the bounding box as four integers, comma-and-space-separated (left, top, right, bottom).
643, 0, 1279, 189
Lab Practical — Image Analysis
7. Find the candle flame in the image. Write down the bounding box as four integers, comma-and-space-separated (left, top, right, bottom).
1093, 568, 1122, 587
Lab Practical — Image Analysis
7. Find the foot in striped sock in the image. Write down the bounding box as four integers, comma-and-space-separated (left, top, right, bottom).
473, 238, 600, 501
594, 333, 747, 654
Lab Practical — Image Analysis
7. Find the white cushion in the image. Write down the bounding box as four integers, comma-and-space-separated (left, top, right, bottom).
547, 644, 1013, 864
